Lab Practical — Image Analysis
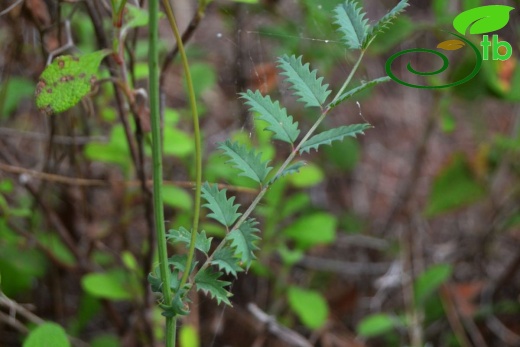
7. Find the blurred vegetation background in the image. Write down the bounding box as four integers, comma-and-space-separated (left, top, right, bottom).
0, 0, 520, 346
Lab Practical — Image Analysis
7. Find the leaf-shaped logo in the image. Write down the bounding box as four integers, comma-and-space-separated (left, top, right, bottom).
437, 39, 465, 51
453, 5, 514, 35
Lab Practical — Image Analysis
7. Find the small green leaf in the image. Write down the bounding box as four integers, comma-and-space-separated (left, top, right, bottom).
166, 227, 212, 255
300, 124, 371, 154
211, 247, 243, 277
160, 290, 190, 317
277, 55, 331, 108
415, 264, 453, 304
194, 268, 232, 305
287, 287, 329, 329
227, 218, 260, 269
329, 77, 390, 108
23, 323, 70, 347
334, 1, 370, 50
357, 314, 398, 337
240, 90, 300, 144
268, 161, 306, 185
35, 50, 110, 115
364, 0, 409, 48
91, 334, 121, 347
287, 163, 324, 188
283, 212, 337, 250
81, 271, 133, 301
201, 182, 242, 227
162, 185, 193, 211
123, 4, 150, 29
179, 325, 200, 347
425, 155, 486, 217
218, 140, 273, 184
453, 5, 514, 35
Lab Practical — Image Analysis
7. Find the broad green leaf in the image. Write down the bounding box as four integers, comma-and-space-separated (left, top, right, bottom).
425, 155, 486, 217
166, 227, 212, 255
122, 251, 138, 271
268, 161, 306, 185
364, 0, 409, 48
194, 268, 232, 305
0, 245, 47, 297
35, 50, 110, 115
287, 163, 324, 188
357, 314, 397, 337
162, 127, 194, 158
283, 212, 337, 250
277, 55, 331, 108
240, 90, 300, 144
162, 185, 193, 211
183, 63, 217, 99
333, 1, 369, 50
201, 182, 242, 227
23, 323, 70, 347
211, 247, 243, 277
453, 5, 514, 35
227, 218, 260, 269
287, 287, 329, 329
180, 325, 200, 347
123, 5, 149, 29
81, 271, 133, 300
1, 77, 34, 117
329, 77, 390, 108
37, 233, 76, 267
324, 137, 360, 171
299, 124, 371, 154
415, 264, 453, 304
91, 334, 121, 347
278, 246, 303, 266
218, 140, 273, 184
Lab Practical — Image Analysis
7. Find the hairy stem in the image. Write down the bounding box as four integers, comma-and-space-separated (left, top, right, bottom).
148, 1, 175, 346
161, 0, 203, 291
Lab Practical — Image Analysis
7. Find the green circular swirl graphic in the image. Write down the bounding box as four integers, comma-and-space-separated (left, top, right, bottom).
385, 32, 482, 89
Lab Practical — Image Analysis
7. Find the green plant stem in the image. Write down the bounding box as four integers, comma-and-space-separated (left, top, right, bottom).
148, 1, 175, 346
190, 50, 367, 281
330, 50, 365, 105
161, 0, 202, 289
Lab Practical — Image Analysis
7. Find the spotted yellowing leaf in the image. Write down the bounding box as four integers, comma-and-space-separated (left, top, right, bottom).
35, 50, 110, 115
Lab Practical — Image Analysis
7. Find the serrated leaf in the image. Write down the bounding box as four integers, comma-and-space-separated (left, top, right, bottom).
364, 0, 409, 48
218, 140, 273, 184
227, 218, 260, 269
211, 247, 243, 277
277, 55, 331, 108
160, 290, 190, 317
166, 227, 212, 255
299, 124, 371, 154
268, 161, 306, 185
194, 268, 232, 305
35, 50, 110, 115
240, 90, 300, 144
201, 182, 241, 227
334, 1, 370, 50
168, 254, 197, 275
329, 77, 390, 109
